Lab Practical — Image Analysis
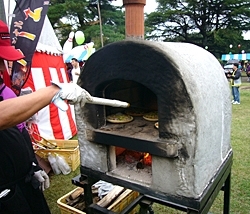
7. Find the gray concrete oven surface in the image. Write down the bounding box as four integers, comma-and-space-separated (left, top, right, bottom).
75, 40, 232, 199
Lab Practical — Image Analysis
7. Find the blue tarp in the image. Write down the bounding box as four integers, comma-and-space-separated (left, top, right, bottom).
221, 53, 250, 61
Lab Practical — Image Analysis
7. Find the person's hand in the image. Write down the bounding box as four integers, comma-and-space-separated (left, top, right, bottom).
33, 170, 50, 191
51, 81, 93, 107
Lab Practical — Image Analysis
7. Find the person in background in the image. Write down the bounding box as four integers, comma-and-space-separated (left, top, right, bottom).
0, 76, 15, 100
0, 20, 91, 213
245, 61, 250, 82
0, 76, 26, 132
0, 77, 6, 101
238, 60, 243, 70
227, 63, 241, 105
71, 58, 80, 84
66, 63, 73, 82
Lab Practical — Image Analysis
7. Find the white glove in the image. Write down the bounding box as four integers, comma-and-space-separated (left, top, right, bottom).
33, 170, 50, 191
93, 180, 114, 199
51, 81, 93, 107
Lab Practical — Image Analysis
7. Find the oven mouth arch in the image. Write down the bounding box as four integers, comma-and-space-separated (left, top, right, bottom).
79, 40, 194, 140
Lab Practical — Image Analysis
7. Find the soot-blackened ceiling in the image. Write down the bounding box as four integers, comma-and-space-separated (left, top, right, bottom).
79, 40, 193, 138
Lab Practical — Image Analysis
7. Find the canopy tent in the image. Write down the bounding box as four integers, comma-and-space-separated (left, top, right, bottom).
22, 16, 77, 140
221, 53, 250, 61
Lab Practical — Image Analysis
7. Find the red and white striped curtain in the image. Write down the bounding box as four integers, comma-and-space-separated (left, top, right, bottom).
23, 52, 77, 140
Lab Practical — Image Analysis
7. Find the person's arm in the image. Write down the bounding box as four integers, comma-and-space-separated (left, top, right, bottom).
75, 70, 80, 76
231, 70, 241, 79
0, 85, 59, 130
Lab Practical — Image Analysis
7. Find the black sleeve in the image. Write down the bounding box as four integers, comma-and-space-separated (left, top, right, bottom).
0, 127, 33, 185
21, 128, 42, 172
232, 70, 241, 80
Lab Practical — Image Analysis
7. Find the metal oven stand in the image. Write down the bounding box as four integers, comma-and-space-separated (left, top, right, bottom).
72, 151, 232, 214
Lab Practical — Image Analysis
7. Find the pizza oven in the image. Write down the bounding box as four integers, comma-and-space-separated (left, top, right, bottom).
74, 39, 232, 203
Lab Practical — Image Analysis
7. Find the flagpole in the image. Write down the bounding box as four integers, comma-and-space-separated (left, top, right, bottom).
97, 0, 103, 47
8, 0, 10, 26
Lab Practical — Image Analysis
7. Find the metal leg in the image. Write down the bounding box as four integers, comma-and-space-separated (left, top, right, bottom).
84, 177, 99, 214
84, 182, 93, 214
147, 205, 154, 214
223, 172, 231, 214
139, 199, 154, 214
73, 153, 232, 214
139, 205, 149, 214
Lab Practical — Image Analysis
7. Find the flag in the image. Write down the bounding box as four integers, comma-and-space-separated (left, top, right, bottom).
9, 0, 50, 95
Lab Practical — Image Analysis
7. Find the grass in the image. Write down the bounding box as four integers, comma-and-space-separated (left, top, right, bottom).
44, 82, 250, 214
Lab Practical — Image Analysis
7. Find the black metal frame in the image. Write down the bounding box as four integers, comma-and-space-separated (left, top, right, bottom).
72, 151, 232, 214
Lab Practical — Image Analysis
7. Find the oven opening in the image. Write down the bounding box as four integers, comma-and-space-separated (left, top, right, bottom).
100, 80, 156, 184
104, 80, 157, 117
100, 79, 159, 143
116, 147, 152, 168
107, 146, 152, 185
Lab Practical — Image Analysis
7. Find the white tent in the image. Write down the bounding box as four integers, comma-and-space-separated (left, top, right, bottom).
221, 53, 250, 61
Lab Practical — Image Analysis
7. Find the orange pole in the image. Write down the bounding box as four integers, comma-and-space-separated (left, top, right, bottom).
123, 0, 146, 40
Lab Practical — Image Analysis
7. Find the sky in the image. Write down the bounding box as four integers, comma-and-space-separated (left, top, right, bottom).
112, 0, 157, 13
112, 0, 250, 39
3, 0, 157, 20
3, 0, 250, 39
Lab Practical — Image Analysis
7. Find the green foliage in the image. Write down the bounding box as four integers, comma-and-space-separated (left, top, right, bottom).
212, 29, 243, 58
145, 0, 250, 57
47, 0, 125, 49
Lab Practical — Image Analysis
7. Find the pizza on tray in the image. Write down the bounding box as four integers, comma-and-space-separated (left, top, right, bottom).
143, 111, 158, 122
106, 113, 133, 124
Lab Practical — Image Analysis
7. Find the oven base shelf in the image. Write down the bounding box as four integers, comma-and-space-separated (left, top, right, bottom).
91, 129, 178, 158
71, 151, 232, 214
87, 117, 178, 158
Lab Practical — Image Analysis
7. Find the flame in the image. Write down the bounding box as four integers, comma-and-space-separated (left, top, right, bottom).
143, 153, 152, 166
116, 149, 152, 167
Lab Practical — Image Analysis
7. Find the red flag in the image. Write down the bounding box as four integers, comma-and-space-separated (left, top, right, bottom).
9, 0, 50, 95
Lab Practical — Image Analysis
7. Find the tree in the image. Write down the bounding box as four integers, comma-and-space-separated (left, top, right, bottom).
47, 0, 125, 49
145, 0, 250, 57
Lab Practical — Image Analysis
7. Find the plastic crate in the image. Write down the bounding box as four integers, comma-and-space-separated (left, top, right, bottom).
108, 189, 139, 214
34, 139, 80, 171
57, 188, 85, 214
57, 187, 139, 214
